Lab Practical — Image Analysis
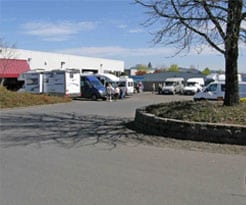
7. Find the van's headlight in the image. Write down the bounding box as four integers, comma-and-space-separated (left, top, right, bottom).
99, 90, 105, 95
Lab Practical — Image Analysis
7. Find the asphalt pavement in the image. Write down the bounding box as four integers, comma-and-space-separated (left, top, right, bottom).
0, 92, 246, 205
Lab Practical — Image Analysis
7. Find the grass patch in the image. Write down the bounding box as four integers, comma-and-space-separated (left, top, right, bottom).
0, 86, 72, 109
145, 100, 246, 125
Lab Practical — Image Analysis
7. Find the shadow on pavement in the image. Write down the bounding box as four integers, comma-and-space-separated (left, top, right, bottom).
0, 112, 143, 149
2, 112, 245, 155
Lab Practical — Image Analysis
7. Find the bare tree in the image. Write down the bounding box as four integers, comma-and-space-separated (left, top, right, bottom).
0, 39, 17, 86
135, 0, 246, 106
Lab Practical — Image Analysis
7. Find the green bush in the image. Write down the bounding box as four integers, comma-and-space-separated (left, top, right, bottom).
240, 98, 246, 103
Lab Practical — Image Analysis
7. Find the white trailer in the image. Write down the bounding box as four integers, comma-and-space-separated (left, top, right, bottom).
43, 69, 81, 97
24, 70, 44, 94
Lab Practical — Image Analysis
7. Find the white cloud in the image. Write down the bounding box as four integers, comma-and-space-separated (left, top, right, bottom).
21, 21, 98, 41
117, 24, 128, 29
56, 45, 245, 72
57, 46, 175, 58
128, 28, 144, 33
56, 43, 246, 60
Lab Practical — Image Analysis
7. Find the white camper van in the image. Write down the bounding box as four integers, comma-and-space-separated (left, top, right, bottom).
193, 81, 246, 101
205, 73, 242, 86
24, 70, 44, 94
118, 76, 134, 95
162, 77, 185, 95
43, 69, 81, 97
183, 78, 205, 95
95, 73, 119, 88
205, 73, 225, 85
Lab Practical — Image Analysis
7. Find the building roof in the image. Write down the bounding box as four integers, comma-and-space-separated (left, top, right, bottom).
143, 72, 205, 82
0, 59, 30, 78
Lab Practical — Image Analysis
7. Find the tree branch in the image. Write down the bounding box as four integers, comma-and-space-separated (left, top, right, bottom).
200, 0, 226, 40
242, 12, 246, 20
170, 0, 225, 54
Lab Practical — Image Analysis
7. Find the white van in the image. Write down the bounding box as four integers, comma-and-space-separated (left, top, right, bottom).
205, 73, 242, 85
118, 76, 134, 95
183, 78, 204, 95
162, 77, 185, 95
205, 73, 225, 85
193, 81, 246, 101
95, 73, 119, 88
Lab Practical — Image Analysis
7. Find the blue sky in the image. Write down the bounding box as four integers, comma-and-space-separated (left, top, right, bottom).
0, 0, 245, 72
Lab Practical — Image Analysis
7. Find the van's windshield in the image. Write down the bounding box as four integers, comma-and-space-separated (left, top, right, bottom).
118, 82, 126, 87
187, 82, 196, 86
91, 80, 103, 88
206, 84, 218, 92
165, 82, 175, 86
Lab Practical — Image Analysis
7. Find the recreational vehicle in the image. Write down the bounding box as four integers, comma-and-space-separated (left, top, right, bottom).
205, 73, 242, 86
183, 78, 205, 95
162, 77, 185, 95
43, 69, 81, 97
118, 76, 134, 95
95, 73, 119, 88
24, 70, 44, 94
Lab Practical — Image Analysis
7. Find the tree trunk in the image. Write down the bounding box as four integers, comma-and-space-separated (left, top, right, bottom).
224, 54, 239, 106
224, 0, 242, 106
0, 78, 5, 87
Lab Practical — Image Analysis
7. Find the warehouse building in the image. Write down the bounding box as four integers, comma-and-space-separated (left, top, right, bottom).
0, 48, 124, 90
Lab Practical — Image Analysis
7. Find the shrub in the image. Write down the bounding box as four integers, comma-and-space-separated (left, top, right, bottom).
240, 98, 246, 103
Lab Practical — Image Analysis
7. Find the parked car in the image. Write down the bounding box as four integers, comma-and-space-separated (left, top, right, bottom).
162, 77, 185, 95
193, 81, 246, 101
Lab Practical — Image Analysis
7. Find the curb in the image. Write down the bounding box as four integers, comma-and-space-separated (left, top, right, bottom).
134, 107, 246, 145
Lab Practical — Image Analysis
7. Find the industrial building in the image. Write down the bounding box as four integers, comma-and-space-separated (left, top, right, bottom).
0, 48, 125, 90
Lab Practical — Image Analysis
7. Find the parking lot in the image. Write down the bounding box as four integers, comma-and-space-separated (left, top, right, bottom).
1, 93, 246, 205
0, 92, 192, 147
74, 92, 192, 118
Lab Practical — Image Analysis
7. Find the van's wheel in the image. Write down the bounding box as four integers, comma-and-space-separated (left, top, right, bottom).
91, 94, 97, 101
